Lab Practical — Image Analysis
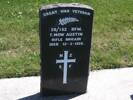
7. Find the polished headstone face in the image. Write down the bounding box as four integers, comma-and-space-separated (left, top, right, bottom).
40, 3, 94, 96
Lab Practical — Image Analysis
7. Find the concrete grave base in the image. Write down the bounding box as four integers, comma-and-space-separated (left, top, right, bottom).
0, 68, 133, 100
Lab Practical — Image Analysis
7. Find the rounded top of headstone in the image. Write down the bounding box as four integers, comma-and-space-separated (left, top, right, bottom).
40, 3, 93, 10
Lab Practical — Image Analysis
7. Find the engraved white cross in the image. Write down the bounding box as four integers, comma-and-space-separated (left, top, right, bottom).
56, 51, 76, 84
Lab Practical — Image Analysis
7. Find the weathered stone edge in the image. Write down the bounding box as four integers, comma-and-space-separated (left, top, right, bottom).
40, 3, 93, 10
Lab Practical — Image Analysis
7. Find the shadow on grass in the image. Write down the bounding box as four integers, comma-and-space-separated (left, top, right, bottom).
18, 93, 82, 100
130, 95, 133, 100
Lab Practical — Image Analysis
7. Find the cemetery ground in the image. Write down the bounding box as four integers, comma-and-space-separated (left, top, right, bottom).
0, 0, 133, 78
0, 68, 133, 100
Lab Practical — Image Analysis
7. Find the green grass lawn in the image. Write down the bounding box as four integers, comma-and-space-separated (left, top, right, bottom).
0, 0, 133, 78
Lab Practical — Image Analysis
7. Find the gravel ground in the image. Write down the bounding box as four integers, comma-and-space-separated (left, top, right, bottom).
0, 68, 133, 100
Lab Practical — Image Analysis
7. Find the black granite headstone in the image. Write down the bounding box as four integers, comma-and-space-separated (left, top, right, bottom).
40, 3, 94, 96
